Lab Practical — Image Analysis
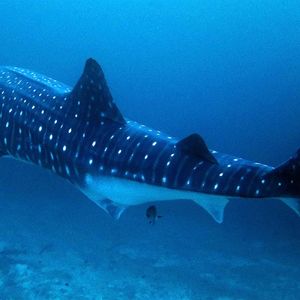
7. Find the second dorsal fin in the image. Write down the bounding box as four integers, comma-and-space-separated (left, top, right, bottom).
69, 58, 125, 124
177, 133, 217, 164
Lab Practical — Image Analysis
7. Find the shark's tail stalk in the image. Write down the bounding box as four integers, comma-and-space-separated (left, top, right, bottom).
265, 149, 300, 216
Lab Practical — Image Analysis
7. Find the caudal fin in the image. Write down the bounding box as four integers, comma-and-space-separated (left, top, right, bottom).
272, 149, 300, 195
267, 149, 300, 216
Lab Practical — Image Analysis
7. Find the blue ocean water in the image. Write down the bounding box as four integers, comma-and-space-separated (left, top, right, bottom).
0, 1, 299, 299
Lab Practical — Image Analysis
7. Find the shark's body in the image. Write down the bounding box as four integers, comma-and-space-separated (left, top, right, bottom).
0, 59, 299, 222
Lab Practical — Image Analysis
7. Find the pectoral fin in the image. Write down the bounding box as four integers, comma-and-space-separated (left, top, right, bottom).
87, 197, 127, 220
280, 198, 300, 217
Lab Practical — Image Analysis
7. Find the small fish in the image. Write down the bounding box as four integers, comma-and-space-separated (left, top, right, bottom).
146, 205, 162, 225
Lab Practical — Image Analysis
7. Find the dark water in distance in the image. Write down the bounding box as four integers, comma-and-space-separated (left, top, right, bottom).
0, 1, 299, 299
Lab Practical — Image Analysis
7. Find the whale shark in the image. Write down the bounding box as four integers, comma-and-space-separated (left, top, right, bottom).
0, 58, 299, 223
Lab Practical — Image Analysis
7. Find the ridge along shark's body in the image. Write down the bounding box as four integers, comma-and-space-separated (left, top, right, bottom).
0, 58, 299, 223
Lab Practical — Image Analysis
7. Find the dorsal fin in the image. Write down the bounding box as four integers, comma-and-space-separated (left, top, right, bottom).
69, 58, 125, 124
177, 133, 217, 164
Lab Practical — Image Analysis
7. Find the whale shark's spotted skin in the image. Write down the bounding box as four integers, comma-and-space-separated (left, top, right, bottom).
0, 59, 299, 223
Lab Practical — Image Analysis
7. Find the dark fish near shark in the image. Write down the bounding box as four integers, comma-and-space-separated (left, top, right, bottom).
146, 205, 162, 225
0, 58, 299, 223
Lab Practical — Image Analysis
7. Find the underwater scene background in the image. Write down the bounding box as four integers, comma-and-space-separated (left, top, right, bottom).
0, 1, 300, 299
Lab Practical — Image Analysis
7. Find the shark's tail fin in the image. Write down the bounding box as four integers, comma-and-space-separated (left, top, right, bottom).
274, 149, 300, 194
266, 149, 300, 216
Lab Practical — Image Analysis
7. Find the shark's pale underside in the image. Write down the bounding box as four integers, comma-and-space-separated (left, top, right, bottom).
0, 58, 299, 223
